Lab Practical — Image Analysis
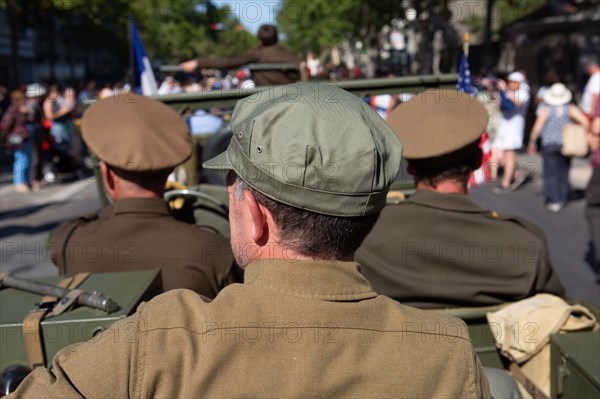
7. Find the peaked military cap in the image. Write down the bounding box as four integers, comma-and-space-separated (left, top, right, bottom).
203, 83, 403, 217
386, 89, 487, 169
82, 93, 192, 171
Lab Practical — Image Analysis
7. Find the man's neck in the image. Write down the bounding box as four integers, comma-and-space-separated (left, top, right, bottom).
251, 245, 352, 264
415, 180, 468, 195
112, 190, 163, 201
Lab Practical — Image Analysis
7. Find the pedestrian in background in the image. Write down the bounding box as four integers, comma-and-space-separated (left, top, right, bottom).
25, 83, 47, 190
0, 90, 33, 193
585, 97, 600, 281
490, 71, 530, 192
43, 85, 76, 159
581, 60, 599, 118
528, 83, 589, 212
476, 77, 501, 143
534, 71, 559, 116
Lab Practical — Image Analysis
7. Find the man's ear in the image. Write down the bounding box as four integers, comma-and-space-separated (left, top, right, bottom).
100, 162, 116, 195
244, 190, 267, 242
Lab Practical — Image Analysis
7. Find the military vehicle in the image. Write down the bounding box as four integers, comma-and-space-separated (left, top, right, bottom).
0, 270, 161, 394
1, 74, 598, 398
155, 75, 599, 399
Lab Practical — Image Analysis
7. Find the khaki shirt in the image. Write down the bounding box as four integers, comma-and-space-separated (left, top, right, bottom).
356, 190, 566, 308
11, 260, 491, 398
50, 197, 239, 298
196, 44, 300, 86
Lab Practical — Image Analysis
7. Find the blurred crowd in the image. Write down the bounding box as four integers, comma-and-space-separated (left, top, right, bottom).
0, 82, 97, 193
157, 68, 257, 96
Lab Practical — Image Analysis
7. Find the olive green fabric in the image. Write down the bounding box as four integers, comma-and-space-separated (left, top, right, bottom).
355, 191, 566, 308
386, 88, 487, 167
203, 83, 403, 216
82, 93, 192, 171
49, 197, 238, 298
11, 259, 491, 398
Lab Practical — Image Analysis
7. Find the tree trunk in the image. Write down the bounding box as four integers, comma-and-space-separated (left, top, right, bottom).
483, 0, 495, 74
7, 0, 20, 88
46, 8, 56, 82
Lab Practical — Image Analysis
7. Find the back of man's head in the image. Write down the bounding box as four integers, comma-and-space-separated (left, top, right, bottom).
386, 89, 487, 189
257, 24, 278, 46
204, 83, 403, 263
82, 93, 192, 200
107, 165, 172, 197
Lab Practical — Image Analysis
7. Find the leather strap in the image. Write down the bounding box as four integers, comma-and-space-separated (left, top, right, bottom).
23, 311, 47, 369
65, 272, 90, 290
21, 272, 91, 369
509, 362, 550, 399
47, 289, 84, 318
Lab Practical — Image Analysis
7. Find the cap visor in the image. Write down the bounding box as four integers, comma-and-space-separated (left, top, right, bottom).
202, 151, 232, 170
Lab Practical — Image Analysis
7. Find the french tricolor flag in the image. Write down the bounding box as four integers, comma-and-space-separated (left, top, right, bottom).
130, 19, 158, 96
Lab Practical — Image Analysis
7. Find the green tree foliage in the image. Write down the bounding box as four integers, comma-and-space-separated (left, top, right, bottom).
202, 6, 257, 58
2, 0, 255, 66
277, 0, 404, 54
464, 0, 543, 39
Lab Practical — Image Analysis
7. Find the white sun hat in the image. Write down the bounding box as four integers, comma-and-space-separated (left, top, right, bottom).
543, 83, 572, 106
507, 71, 526, 82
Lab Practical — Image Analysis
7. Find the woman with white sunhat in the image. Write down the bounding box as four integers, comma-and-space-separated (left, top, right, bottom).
528, 83, 589, 212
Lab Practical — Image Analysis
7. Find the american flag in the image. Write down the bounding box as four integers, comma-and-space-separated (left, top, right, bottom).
469, 132, 492, 186
457, 53, 475, 95
456, 43, 491, 186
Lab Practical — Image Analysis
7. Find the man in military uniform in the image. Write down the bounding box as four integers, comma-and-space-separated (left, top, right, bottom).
356, 89, 566, 309
179, 24, 300, 86
10, 84, 491, 398
49, 93, 238, 298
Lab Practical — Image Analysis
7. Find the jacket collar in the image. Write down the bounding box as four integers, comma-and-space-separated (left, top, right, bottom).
101, 197, 171, 217
244, 259, 377, 301
405, 190, 489, 213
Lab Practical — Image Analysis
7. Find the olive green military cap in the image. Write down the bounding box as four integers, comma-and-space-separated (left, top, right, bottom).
386, 89, 487, 169
203, 83, 403, 216
82, 93, 192, 171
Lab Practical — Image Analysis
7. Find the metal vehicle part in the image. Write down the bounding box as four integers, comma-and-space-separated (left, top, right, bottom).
1, 275, 118, 314
0, 270, 161, 372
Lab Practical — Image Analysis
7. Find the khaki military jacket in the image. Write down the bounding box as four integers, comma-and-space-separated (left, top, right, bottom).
11, 260, 491, 398
356, 190, 566, 308
196, 44, 300, 86
50, 197, 239, 298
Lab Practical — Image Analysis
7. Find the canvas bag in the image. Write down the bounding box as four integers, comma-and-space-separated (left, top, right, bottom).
487, 294, 598, 398
561, 123, 588, 157
589, 115, 600, 152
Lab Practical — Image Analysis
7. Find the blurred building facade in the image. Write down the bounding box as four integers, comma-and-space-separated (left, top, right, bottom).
497, 1, 600, 96
0, 9, 121, 88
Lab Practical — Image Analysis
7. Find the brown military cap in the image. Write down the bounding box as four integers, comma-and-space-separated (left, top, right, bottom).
386, 89, 487, 169
82, 93, 192, 171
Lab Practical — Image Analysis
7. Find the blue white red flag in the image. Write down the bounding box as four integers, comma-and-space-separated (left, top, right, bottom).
130, 19, 158, 96
457, 53, 475, 95
457, 39, 491, 186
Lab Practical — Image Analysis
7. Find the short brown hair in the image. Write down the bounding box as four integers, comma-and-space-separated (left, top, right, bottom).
232, 174, 379, 259
257, 24, 278, 46
410, 148, 482, 187
108, 164, 172, 191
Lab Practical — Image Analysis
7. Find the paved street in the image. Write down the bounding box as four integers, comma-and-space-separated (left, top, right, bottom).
471, 154, 599, 306
1, 154, 598, 306
0, 177, 100, 278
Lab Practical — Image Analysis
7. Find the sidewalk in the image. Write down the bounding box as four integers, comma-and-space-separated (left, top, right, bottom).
514, 153, 592, 190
